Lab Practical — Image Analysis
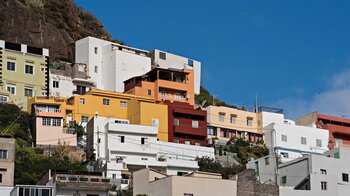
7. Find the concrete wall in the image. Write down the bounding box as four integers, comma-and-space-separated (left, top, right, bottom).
0, 137, 15, 187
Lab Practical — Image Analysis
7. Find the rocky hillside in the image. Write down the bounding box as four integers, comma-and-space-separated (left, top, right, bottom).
0, 0, 121, 62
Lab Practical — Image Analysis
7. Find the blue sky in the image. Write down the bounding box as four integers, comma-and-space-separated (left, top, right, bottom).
75, 0, 350, 119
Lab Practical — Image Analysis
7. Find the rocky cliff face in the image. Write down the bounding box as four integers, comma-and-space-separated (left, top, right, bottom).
0, 0, 119, 62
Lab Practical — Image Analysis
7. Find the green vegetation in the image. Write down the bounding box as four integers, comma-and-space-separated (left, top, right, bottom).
195, 86, 237, 108
0, 103, 86, 185
196, 157, 244, 179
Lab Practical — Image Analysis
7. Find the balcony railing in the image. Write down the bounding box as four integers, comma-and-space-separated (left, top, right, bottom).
37, 108, 61, 113
55, 174, 111, 184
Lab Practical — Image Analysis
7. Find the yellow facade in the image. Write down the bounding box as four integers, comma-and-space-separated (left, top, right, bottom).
0, 41, 49, 111
28, 89, 169, 141
206, 106, 262, 143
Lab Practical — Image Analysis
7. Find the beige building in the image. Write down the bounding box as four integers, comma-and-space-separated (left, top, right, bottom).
206, 106, 263, 145
0, 137, 15, 187
133, 168, 237, 196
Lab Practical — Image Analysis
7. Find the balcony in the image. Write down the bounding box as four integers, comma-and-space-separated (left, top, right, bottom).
156, 79, 189, 92
36, 107, 63, 118
325, 124, 350, 136
55, 174, 111, 190
173, 124, 207, 137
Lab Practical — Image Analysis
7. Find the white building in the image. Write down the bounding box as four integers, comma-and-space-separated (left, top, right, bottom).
75, 37, 202, 95
86, 116, 215, 189
149, 49, 201, 94
75, 37, 151, 93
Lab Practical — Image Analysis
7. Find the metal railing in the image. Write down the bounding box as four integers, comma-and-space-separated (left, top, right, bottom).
55, 174, 111, 184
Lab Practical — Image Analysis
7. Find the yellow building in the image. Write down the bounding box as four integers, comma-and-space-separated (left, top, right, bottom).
0, 40, 49, 110
206, 105, 262, 145
28, 89, 169, 141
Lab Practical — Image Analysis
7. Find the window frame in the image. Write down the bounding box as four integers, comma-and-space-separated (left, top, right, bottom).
343, 173, 349, 182
103, 98, 110, 106
321, 181, 327, 190
80, 98, 85, 104
6, 84, 16, 95
0, 150, 8, 159
42, 118, 51, 126
24, 64, 34, 75
192, 120, 199, 128
24, 88, 33, 97
281, 134, 288, 142
120, 101, 127, 108
301, 137, 307, 145
53, 81, 59, 88
316, 139, 322, 147
81, 116, 89, 123
219, 114, 225, 122
230, 115, 237, 124
159, 51, 166, 60
7, 61, 16, 72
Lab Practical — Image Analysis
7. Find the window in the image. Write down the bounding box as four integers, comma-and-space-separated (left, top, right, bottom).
0, 95, 8, 102
52, 118, 61, 126
281, 152, 289, 158
188, 59, 193, 67
195, 142, 201, 146
0, 150, 8, 159
112, 174, 116, 179
281, 176, 287, 184
120, 136, 125, 143
321, 169, 327, 175
175, 92, 181, 101
174, 139, 179, 143
141, 137, 147, 145
185, 140, 191, 145
321, 181, 327, 190
81, 116, 89, 123
334, 152, 340, 159
301, 137, 307, 145
247, 118, 253, 127
7, 62, 16, 71
177, 171, 188, 176
7, 84, 16, 95
94, 66, 98, 73
53, 81, 59, 88
103, 99, 110, 105
120, 101, 127, 108
25, 64, 34, 74
174, 119, 179, 126
192, 120, 199, 128
24, 88, 33, 97
148, 89, 152, 96
219, 113, 225, 122
230, 115, 237, 124
80, 98, 85, 104
281, 135, 287, 142
76, 85, 86, 95
94, 47, 98, 54
207, 127, 215, 135
159, 51, 166, 60
42, 118, 51, 126
343, 173, 349, 182
184, 194, 193, 196
0, 174, 2, 183
161, 91, 166, 99
265, 157, 269, 165
316, 139, 322, 147
41, 66, 45, 72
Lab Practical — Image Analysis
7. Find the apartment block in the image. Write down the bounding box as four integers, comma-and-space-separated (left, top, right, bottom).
133, 168, 236, 196
0, 137, 15, 187
75, 36, 151, 93
297, 112, 350, 149
86, 116, 215, 189
28, 89, 169, 142
0, 40, 49, 111
206, 105, 263, 145
29, 97, 77, 146
49, 62, 94, 97
166, 102, 207, 146
148, 49, 201, 95
124, 67, 196, 106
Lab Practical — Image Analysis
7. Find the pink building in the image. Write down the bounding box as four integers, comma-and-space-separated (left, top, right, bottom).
31, 101, 77, 146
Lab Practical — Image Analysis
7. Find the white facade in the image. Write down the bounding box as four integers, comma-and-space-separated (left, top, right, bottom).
75, 37, 151, 92
149, 49, 201, 94
87, 116, 215, 188
264, 123, 329, 162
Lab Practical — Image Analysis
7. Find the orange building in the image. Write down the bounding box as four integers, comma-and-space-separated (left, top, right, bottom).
124, 68, 195, 106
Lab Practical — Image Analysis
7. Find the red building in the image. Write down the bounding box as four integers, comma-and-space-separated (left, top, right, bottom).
297, 112, 350, 149
166, 101, 207, 146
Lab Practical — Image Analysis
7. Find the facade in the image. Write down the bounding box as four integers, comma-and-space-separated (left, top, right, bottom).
29, 97, 77, 146
124, 67, 196, 106
75, 36, 151, 92
264, 122, 329, 163
206, 105, 263, 145
86, 116, 215, 189
133, 168, 236, 196
148, 49, 201, 95
166, 102, 207, 146
297, 112, 350, 149
49, 62, 94, 97
28, 89, 169, 142
0, 137, 15, 187
10, 185, 54, 196
0, 40, 49, 111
